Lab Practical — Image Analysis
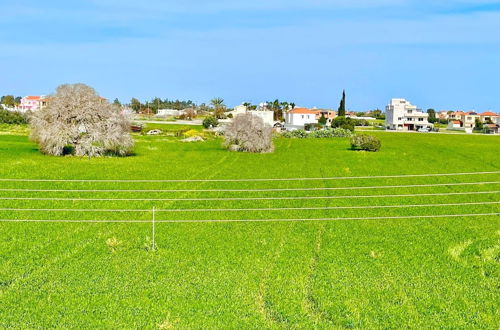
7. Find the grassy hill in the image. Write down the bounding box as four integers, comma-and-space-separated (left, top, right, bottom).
0, 130, 499, 328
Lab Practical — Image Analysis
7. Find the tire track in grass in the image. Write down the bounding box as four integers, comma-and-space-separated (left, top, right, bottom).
0, 223, 109, 299
302, 168, 332, 325
0, 224, 124, 327
0, 223, 90, 295
256, 225, 291, 327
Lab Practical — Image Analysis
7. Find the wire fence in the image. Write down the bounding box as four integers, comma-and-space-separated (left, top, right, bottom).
0, 171, 499, 224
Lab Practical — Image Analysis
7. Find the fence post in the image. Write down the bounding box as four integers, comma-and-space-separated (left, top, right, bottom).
152, 206, 157, 251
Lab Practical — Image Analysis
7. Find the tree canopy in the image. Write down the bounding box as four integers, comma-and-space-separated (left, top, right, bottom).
31, 83, 134, 157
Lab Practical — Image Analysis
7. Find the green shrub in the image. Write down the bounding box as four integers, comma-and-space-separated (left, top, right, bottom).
332, 116, 355, 132
0, 109, 27, 125
282, 129, 308, 138
350, 134, 381, 152
282, 128, 352, 139
309, 128, 353, 138
202, 116, 219, 129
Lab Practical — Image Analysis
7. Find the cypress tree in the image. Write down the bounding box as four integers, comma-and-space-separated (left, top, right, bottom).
338, 90, 346, 117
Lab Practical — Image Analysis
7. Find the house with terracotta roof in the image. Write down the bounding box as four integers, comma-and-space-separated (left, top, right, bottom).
19, 95, 48, 112
284, 107, 319, 130
316, 109, 337, 125
479, 111, 499, 124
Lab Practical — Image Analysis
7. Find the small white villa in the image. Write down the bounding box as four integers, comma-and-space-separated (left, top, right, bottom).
283, 108, 319, 130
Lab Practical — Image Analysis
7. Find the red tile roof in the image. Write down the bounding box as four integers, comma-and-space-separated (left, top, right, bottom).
25, 96, 42, 100
289, 107, 320, 114
479, 111, 498, 116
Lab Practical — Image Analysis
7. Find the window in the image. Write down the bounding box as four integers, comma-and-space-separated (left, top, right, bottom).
301, 115, 304, 119
418, 118, 424, 122
407, 110, 413, 114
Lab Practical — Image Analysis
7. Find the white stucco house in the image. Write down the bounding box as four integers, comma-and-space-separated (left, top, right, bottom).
385, 98, 432, 131
283, 108, 319, 130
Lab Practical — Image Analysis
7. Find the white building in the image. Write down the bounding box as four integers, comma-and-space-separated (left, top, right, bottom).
248, 110, 274, 126
230, 104, 248, 117
157, 109, 180, 117
385, 98, 432, 131
284, 108, 319, 130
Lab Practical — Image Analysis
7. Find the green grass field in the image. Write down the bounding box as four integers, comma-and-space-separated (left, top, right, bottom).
0, 129, 499, 328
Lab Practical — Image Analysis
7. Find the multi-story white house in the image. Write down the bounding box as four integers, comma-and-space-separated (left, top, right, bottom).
284, 108, 319, 130
19, 95, 48, 112
385, 98, 432, 131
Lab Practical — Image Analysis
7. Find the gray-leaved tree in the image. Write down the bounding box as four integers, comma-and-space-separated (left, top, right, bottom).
224, 113, 274, 153
30, 83, 134, 157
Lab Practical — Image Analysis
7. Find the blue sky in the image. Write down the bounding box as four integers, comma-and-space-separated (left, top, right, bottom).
1, 0, 499, 110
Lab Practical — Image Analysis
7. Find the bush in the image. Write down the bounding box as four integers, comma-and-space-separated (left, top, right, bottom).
0, 109, 27, 125
282, 128, 352, 139
309, 128, 353, 138
332, 116, 355, 132
224, 113, 274, 153
350, 134, 381, 152
281, 129, 308, 138
202, 116, 219, 129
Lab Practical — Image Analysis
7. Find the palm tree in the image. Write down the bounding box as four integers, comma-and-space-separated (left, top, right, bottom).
210, 97, 225, 108
210, 97, 226, 119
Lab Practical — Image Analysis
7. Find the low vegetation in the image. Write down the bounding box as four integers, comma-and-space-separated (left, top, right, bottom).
0, 129, 498, 328
282, 128, 353, 138
0, 109, 27, 125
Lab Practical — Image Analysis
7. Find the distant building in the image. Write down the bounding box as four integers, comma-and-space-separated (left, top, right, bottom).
385, 98, 432, 131
436, 111, 450, 120
479, 111, 499, 124
316, 109, 337, 125
231, 104, 247, 116
446, 110, 499, 133
157, 109, 180, 117
223, 103, 274, 127
248, 110, 274, 126
284, 107, 319, 130
19, 95, 48, 112
462, 112, 480, 129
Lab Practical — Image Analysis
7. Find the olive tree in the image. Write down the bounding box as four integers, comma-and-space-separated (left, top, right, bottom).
30, 83, 134, 157
224, 113, 274, 153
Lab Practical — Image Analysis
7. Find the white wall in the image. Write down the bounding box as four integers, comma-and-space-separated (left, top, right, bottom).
286, 113, 318, 126
248, 110, 274, 126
